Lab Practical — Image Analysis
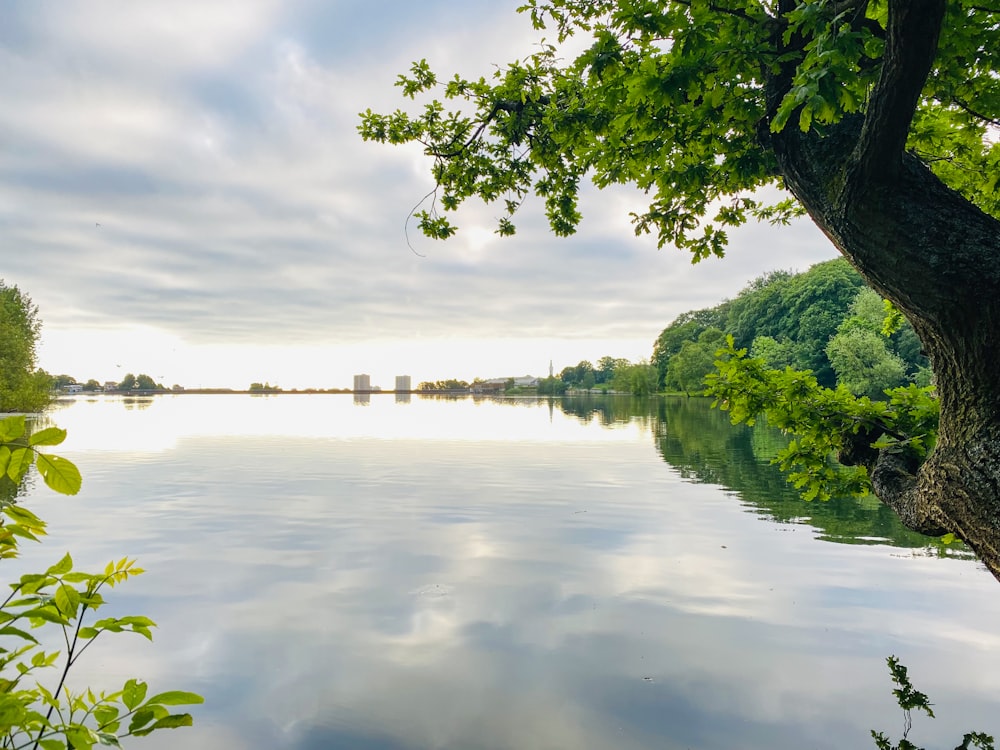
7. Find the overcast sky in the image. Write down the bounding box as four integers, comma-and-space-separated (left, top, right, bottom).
2, 0, 837, 389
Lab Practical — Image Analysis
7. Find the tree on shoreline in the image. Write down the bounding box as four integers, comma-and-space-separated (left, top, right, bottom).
0, 281, 50, 413
361, 2, 1000, 578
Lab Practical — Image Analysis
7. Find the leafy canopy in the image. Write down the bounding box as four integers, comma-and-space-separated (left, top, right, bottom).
359, 0, 1000, 258
0, 281, 51, 413
706, 336, 938, 502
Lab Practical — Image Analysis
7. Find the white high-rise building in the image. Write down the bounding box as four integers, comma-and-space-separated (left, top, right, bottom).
395, 375, 411, 392
353, 374, 371, 392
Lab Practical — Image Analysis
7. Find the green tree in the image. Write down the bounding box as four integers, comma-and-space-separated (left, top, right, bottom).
827, 326, 908, 399
666, 328, 727, 394
0, 281, 50, 413
118, 373, 137, 391
750, 335, 796, 370
134, 374, 159, 390
827, 289, 908, 398
50, 374, 76, 390
610, 360, 658, 395
84, 379, 102, 392
652, 305, 733, 388
724, 260, 864, 384
537, 375, 567, 395
596, 355, 629, 385
361, 1, 1000, 579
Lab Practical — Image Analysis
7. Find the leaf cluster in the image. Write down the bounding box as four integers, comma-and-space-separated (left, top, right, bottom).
0, 282, 50, 414
706, 336, 938, 501
0, 417, 81, 508
0, 415, 202, 748
361, 1, 1000, 257
871, 655, 994, 750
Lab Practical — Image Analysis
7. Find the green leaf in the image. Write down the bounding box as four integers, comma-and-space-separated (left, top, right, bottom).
145, 691, 204, 707
53, 583, 81, 618
94, 705, 120, 727
149, 713, 195, 730
133, 713, 194, 736
122, 679, 148, 711
27, 605, 69, 625
39, 740, 67, 750
128, 705, 167, 733
29, 427, 68, 447
0, 415, 26, 441
46, 552, 73, 575
7, 447, 34, 482
36, 453, 83, 495
65, 726, 99, 750
0, 625, 39, 643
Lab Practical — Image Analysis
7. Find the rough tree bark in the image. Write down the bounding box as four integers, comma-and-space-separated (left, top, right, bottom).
764, 0, 1000, 579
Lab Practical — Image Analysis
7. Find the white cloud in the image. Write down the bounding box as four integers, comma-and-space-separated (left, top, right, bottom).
3, 0, 837, 387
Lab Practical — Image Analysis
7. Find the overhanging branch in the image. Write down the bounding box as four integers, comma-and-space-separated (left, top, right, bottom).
848, 0, 946, 188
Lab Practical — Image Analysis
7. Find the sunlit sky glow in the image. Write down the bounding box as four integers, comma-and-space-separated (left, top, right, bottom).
4, 0, 838, 390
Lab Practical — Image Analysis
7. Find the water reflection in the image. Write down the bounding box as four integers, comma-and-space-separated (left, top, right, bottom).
556, 395, 967, 554
16, 394, 1000, 750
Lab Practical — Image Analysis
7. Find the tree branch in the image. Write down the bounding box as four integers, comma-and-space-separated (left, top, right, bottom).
429, 97, 551, 159
948, 96, 1000, 128
670, 0, 766, 24
869, 451, 949, 536
848, 0, 946, 187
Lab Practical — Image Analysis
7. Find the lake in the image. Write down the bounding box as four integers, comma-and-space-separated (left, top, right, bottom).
17, 394, 1000, 749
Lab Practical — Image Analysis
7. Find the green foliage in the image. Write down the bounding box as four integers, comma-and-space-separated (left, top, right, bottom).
417, 379, 470, 391
609, 360, 658, 396
0, 415, 202, 747
49, 376, 76, 391
132, 375, 160, 391
750, 335, 796, 370
248, 382, 281, 393
666, 328, 726, 394
827, 328, 907, 399
652, 260, 929, 400
116, 374, 136, 391
826, 289, 922, 398
652, 305, 730, 388
706, 338, 938, 502
537, 376, 567, 395
871, 656, 994, 750
360, 1, 999, 250
595, 356, 629, 385
0, 282, 51, 414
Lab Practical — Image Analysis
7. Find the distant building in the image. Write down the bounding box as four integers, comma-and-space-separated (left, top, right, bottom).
64, 384, 83, 394
103, 381, 118, 392
353, 374, 371, 392
395, 375, 411, 392
472, 378, 508, 394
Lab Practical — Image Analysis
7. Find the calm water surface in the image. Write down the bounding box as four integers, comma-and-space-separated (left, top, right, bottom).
19, 394, 1000, 749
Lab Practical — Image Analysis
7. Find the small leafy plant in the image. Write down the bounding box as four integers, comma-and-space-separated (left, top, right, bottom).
872, 656, 994, 750
0, 414, 202, 749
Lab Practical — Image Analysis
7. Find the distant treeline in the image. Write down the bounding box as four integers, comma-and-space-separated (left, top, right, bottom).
49, 372, 170, 392
652, 258, 930, 397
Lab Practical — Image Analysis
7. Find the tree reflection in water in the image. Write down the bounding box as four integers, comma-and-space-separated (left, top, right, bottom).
555, 394, 969, 556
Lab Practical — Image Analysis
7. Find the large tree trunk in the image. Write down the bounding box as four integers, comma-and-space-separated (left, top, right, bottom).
763, 0, 1000, 580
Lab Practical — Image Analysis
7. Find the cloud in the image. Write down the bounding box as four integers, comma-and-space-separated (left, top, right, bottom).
2, 1, 837, 385
30, 399, 1000, 750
